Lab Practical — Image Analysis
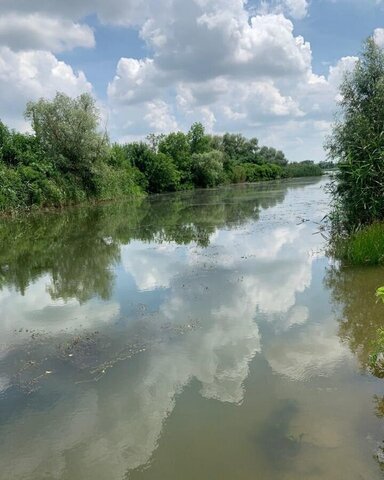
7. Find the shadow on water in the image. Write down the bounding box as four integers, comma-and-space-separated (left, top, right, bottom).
254, 399, 303, 469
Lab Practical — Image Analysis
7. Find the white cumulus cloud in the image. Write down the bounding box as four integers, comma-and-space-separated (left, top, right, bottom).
0, 13, 95, 53
0, 47, 92, 129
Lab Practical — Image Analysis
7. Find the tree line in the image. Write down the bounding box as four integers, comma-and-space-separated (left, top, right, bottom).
0, 93, 322, 212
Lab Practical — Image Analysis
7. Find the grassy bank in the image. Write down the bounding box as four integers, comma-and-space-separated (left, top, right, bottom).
332, 223, 384, 266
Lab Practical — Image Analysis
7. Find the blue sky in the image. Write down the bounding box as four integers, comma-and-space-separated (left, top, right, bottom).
0, 0, 383, 161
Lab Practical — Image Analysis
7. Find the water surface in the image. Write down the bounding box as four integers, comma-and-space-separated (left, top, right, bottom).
1, 177, 384, 480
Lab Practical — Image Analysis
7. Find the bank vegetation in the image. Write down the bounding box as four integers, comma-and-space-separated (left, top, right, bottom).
0, 94, 322, 213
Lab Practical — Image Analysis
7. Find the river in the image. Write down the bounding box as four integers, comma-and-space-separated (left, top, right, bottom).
0, 177, 383, 479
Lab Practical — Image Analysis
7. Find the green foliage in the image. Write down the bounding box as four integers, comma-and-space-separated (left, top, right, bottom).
221, 133, 260, 164
188, 122, 210, 154
258, 146, 288, 166
0, 92, 314, 214
146, 153, 181, 193
326, 38, 384, 233
245, 163, 283, 181
25, 92, 108, 193
230, 164, 247, 183
319, 160, 336, 170
369, 327, 384, 373
376, 287, 384, 303
332, 222, 384, 265
284, 161, 323, 178
192, 150, 224, 188
158, 131, 192, 185
368, 289, 384, 375
93, 163, 144, 200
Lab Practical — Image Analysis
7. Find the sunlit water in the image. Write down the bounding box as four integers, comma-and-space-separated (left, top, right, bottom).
1, 177, 384, 480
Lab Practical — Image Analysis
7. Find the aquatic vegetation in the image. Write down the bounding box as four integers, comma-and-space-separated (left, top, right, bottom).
332, 223, 384, 265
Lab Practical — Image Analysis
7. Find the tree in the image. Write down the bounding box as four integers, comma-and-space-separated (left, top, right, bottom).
25, 92, 108, 192
124, 142, 153, 172
221, 133, 260, 164
258, 146, 288, 166
158, 131, 192, 183
146, 153, 180, 193
192, 150, 224, 188
325, 38, 384, 232
188, 122, 210, 154
146, 133, 165, 153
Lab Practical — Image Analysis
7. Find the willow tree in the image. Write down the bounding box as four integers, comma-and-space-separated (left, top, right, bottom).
25, 92, 108, 192
326, 37, 384, 232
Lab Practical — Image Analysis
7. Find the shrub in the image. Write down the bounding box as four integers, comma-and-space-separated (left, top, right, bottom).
94, 163, 144, 200
230, 164, 247, 183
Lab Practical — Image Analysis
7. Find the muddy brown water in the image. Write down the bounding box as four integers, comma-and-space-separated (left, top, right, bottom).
0, 177, 384, 479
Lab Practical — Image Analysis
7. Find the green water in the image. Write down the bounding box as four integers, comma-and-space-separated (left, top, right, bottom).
0, 177, 384, 479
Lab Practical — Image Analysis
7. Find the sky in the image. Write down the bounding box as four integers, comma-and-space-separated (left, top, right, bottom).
0, 1, 383, 161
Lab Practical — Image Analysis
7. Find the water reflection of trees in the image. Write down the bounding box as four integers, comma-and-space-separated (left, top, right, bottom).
325, 264, 383, 368
0, 180, 311, 302
326, 264, 384, 472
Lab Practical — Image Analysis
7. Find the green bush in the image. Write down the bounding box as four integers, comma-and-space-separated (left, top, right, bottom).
94, 163, 144, 200
230, 164, 247, 183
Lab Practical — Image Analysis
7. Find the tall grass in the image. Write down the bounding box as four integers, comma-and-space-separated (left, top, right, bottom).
333, 222, 384, 265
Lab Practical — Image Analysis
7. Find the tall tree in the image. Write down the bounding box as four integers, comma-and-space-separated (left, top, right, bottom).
25, 92, 108, 191
326, 38, 384, 231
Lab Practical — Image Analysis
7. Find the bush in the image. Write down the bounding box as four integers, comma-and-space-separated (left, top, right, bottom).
230, 164, 247, 183
94, 163, 144, 200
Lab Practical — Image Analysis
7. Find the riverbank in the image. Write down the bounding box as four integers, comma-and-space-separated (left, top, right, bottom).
0, 92, 323, 216
0, 170, 324, 218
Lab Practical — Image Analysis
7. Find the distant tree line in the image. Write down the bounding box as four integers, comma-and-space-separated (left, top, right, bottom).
0, 92, 322, 212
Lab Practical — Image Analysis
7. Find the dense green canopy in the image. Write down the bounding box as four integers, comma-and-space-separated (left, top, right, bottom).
0, 93, 322, 212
